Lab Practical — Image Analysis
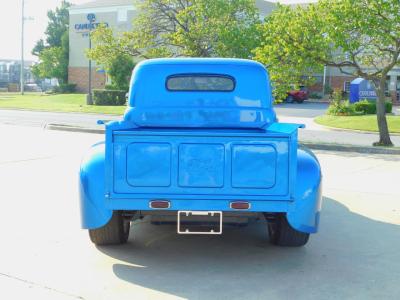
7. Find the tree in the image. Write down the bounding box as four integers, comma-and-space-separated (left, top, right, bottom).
32, 1, 71, 84
32, 0, 70, 54
32, 32, 69, 83
106, 54, 135, 91
254, 0, 400, 146
87, 0, 261, 64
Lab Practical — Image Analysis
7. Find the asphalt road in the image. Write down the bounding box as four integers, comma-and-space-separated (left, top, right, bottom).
0, 109, 119, 129
275, 102, 329, 118
0, 103, 328, 129
3, 103, 400, 148
0, 124, 399, 299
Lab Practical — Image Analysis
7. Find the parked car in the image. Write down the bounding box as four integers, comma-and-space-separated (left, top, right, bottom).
25, 83, 42, 92
79, 58, 322, 247
286, 86, 309, 103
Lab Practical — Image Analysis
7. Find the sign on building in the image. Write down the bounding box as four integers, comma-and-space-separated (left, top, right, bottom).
74, 13, 109, 37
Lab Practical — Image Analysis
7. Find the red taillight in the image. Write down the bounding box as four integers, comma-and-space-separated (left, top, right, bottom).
150, 200, 170, 209
230, 201, 250, 210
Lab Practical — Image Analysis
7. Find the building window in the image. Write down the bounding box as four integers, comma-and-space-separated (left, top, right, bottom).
117, 9, 128, 22
343, 81, 351, 92
397, 76, 400, 91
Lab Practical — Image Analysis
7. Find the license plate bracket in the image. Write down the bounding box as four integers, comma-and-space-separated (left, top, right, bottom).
177, 211, 223, 235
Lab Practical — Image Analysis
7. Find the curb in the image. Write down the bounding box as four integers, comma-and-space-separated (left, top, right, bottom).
45, 123, 105, 134
45, 123, 400, 155
301, 141, 400, 155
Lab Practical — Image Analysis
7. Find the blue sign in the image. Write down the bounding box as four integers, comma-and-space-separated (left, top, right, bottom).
349, 78, 377, 103
74, 13, 108, 33
87, 13, 96, 23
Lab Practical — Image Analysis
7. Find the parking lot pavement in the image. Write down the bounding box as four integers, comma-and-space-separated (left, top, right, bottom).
0, 124, 399, 300
274, 102, 329, 118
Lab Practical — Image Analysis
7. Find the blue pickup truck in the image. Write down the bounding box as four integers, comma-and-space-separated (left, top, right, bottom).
79, 58, 322, 247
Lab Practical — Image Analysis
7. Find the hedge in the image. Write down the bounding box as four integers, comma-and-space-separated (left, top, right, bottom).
353, 100, 392, 115
53, 83, 76, 93
92, 89, 126, 106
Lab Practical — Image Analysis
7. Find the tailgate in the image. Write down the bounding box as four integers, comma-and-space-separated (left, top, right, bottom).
110, 130, 295, 200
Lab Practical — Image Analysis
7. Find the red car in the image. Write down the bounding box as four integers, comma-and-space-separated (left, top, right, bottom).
286, 86, 309, 103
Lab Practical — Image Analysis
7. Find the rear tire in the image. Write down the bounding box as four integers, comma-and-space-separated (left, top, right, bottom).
286, 95, 294, 103
266, 214, 309, 247
89, 211, 130, 245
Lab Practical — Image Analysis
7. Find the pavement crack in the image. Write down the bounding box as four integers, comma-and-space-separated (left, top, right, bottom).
0, 272, 85, 299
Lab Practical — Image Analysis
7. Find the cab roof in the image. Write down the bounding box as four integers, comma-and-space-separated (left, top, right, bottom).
124, 58, 276, 129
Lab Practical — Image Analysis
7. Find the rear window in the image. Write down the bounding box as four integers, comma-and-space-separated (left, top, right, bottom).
166, 74, 235, 92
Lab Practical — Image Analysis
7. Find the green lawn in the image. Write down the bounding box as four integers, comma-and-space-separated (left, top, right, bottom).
315, 115, 400, 133
0, 93, 126, 115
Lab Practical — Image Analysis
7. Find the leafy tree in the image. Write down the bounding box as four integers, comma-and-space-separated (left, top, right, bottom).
254, 0, 400, 146
32, 0, 70, 54
106, 54, 135, 91
32, 1, 70, 84
88, 0, 261, 64
32, 32, 69, 83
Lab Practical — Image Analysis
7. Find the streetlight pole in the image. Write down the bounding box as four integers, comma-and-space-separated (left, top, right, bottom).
20, 0, 25, 95
86, 15, 95, 105
87, 32, 93, 104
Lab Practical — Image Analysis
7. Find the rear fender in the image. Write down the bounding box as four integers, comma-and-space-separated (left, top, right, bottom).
79, 142, 112, 229
287, 147, 322, 233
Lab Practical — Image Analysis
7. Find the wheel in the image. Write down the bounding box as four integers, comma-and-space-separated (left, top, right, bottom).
286, 95, 294, 103
295, 98, 304, 104
89, 211, 130, 245
266, 214, 309, 247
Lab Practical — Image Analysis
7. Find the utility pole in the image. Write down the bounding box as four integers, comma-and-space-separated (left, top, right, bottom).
86, 13, 95, 105
87, 32, 92, 104
20, 0, 25, 95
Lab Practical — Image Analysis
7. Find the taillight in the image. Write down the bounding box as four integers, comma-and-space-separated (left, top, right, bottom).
230, 201, 250, 210
149, 200, 170, 209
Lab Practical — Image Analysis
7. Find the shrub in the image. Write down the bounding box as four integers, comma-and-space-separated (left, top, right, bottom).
92, 89, 126, 106
53, 83, 76, 93
327, 100, 357, 116
327, 89, 358, 116
354, 99, 393, 114
386, 101, 393, 113
309, 92, 322, 99
324, 85, 333, 96
105, 84, 120, 90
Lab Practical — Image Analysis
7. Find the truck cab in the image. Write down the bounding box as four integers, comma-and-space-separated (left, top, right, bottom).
79, 58, 322, 247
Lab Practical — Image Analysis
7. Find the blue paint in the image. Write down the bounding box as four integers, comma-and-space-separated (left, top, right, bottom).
349, 77, 377, 103
79, 58, 322, 234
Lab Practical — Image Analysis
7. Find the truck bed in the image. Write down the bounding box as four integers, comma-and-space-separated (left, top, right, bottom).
106, 128, 297, 202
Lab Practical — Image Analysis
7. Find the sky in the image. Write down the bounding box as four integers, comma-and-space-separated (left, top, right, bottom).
0, 0, 88, 61
0, 0, 316, 62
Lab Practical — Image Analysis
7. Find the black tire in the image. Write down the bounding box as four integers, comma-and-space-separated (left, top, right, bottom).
286, 95, 294, 103
295, 98, 304, 104
266, 214, 309, 247
89, 211, 130, 245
